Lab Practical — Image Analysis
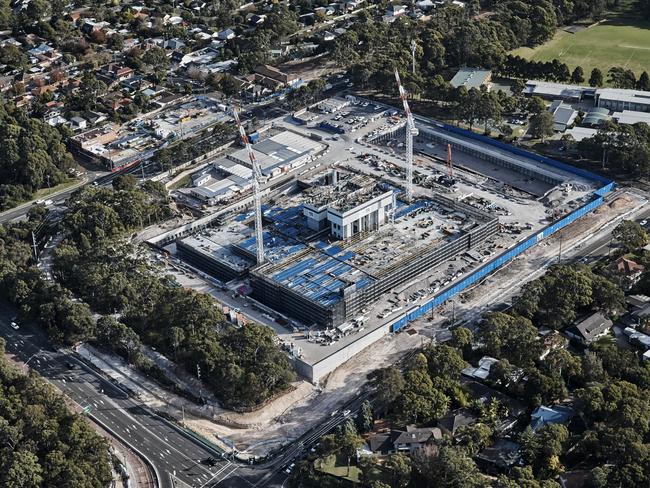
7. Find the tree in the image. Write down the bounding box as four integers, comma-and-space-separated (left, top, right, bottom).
480, 312, 540, 366
608, 67, 637, 89
638, 71, 650, 91
385, 453, 411, 488
456, 423, 493, 456
450, 326, 473, 353
612, 220, 649, 252
589, 68, 604, 87
527, 96, 546, 114
425, 344, 467, 379
370, 366, 405, 415
339, 423, 364, 476
4, 450, 43, 488
521, 424, 569, 478
571, 66, 585, 84
356, 400, 373, 433
412, 445, 485, 488
529, 111, 554, 141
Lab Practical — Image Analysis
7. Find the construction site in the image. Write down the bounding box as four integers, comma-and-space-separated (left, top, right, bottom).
151, 88, 613, 383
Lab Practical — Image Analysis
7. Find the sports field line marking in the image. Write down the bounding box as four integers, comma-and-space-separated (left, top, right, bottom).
619, 44, 650, 50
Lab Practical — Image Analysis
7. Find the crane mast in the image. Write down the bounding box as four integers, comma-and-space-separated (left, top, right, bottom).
394, 69, 418, 203
446, 143, 453, 177
232, 108, 265, 264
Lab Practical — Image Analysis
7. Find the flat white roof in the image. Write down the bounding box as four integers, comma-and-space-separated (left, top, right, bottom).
597, 88, 650, 105
612, 109, 650, 125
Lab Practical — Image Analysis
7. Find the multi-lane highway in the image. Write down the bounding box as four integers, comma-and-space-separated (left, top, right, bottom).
0, 301, 249, 488
0, 297, 369, 488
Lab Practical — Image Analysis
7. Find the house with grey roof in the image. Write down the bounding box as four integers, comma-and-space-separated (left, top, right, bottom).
565, 312, 612, 345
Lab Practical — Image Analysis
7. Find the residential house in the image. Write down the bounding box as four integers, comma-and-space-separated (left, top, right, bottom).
538, 328, 568, 360
393, 426, 443, 452
366, 425, 443, 455
217, 28, 236, 41
565, 312, 613, 345
559, 470, 591, 488
475, 439, 521, 474
164, 39, 186, 50
529, 405, 574, 431
437, 410, 477, 436
626, 294, 650, 310
623, 327, 650, 352
612, 257, 645, 288
246, 13, 267, 25
462, 356, 498, 380
85, 111, 107, 125
101, 64, 134, 83
69, 116, 87, 131
462, 379, 527, 432
254, 64, 298, 87
386, 4, 407, 16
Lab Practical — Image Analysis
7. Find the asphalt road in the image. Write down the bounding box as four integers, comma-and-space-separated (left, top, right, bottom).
0, 297, 369, 488
0, 301, 256, 488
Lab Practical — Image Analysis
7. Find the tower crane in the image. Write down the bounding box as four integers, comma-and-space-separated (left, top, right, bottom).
232, 108, 265, 264
394, 68, 418, 203
446, 143, 453, 177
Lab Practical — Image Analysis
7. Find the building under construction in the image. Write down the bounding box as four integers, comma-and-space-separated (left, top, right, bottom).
177, 168, 497, 327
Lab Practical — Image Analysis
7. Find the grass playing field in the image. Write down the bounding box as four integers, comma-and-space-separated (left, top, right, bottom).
511, 19, 650, 82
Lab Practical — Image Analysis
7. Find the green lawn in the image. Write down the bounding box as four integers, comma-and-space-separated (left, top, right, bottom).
511, 20, 650, 81
315, 454, 390, 484
32, 178, 80, 200
316, 454, 362, 482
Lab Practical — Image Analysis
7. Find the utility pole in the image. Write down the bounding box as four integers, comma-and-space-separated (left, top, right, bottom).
394, 69, 418, 203
558, 233, 563, 263
31, 231, 39, 262
233, 107, 265, 264
410, 40, 417, 76
196, 364, 203, 402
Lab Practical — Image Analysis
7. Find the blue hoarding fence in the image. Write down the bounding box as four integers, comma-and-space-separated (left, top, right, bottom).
429, 120, 613, 185
390, 184, 613, 333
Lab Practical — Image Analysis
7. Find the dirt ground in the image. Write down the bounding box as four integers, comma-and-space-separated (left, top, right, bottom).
279, 56, 344, 82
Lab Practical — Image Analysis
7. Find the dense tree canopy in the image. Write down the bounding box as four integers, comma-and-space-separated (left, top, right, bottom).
0, 100, 74, 210
0, 339, 112, 488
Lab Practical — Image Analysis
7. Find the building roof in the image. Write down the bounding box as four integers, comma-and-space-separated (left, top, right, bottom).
626, 294, 650, 309
462, 356, 498, 380
623, 327, 650, 349
530, 404, 574, 431
565, 126, 598, 142
450, 68, 491, 90
597, 87, 650, 105
614, 256, 645, 274
525, 80, 586, 99
612, 109, 650, 126
476, 439, 521, 469
559, 470, 591, 488
567, 312, 613, 343
438, 410, 477, 436
583, 107, 611, 126
549, 100, 577, 129
393, 425, 443, 445
367, 433, 393, 453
